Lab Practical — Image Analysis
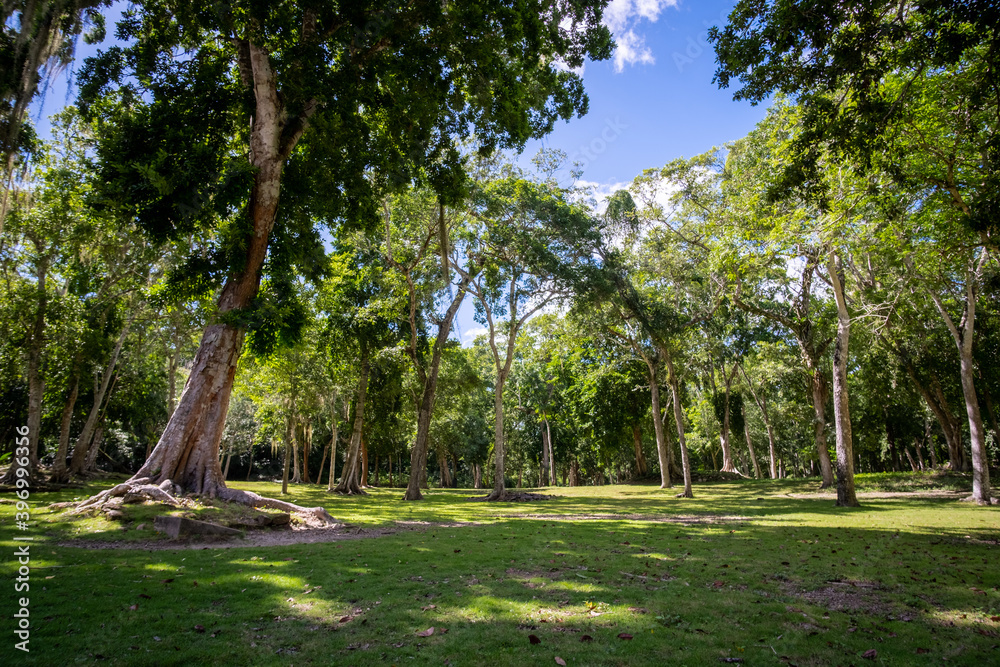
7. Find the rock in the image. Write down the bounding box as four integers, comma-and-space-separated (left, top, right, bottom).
153, 516, 244, 540
135, 523, 147, 531
104, 509, 125, 520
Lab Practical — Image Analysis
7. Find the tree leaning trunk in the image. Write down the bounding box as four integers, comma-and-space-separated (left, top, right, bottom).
827, 251, 859, 508
73, 39, 333, 524
743, 409, 761, 479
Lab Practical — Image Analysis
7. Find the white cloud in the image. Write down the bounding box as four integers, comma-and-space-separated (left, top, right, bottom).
574, 179, 631, 214
460, 326, 488, 346
603, 0, 678, 72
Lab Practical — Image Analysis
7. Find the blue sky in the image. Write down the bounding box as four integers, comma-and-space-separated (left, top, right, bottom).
32, 1, 768, 346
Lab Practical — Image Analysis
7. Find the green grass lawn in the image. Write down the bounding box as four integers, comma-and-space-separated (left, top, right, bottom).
2, 473, 999, 666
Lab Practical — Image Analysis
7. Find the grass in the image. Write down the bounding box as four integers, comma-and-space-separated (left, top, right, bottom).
2, 472, 999, 666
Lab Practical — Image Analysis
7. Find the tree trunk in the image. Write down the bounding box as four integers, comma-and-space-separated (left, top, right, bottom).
302, 420, 312, 484
827, 251, 859, 507
806, 361, 835, 488
907, 368, 966, 471
316, 442, 329, 487
281, 417, 292, 495
904, 446, 919, 472
488, 371, 509, 499
402, 265, 473, 500
49, 370, 80, 484
718, 364, 738, 474
326, 400, 340, 491
473, 463, 482, 489
69, 316, 133, 476
334, 351, 369, 495
540, 423, 550, 485
632, 424, 647, 477
291, 417, 302, 484
2, 260, 47, 486
545, 419, 555, 485
648, 369, 672, 488
84, 425, 104, 472
360, 436, 369, 487
663, 351, 693, 498
246, 444, 254, 480
222, 445, 233, 480
438, 446, 452, 487
568, 458, 580, 486
922, 258, 991, 503
743, 407, 761, 479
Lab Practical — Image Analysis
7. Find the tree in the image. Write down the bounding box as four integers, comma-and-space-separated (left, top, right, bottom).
75, 0, 613, 512
461, 175, 598, 500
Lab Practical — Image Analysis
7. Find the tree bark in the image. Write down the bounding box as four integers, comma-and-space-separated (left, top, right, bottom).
488, 370, 509, 499
360, 436, 369, 488
302, 420, 312, 483
740, 363, 776, 479
222, 445, 233, 480
663, 351, 693, 498
743, 406, 761, 479
827, 251, 859, 507
291, 417, 302, 484
316, 442, 329, 487
545, 419, 555, 485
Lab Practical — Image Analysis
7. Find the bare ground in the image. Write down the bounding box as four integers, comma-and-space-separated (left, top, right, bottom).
55, 520, 482, 551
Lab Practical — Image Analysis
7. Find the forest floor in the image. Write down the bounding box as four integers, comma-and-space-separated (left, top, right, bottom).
2, 472, 998, 666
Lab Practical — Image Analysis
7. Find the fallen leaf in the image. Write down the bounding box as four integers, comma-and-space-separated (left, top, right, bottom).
194, 625, 205, 633
454, 549, 461, 553
153, 636, 161, 642
128, 604, 138, 611
555, 658, 566, 666
416, 627, 435, 637
161, 579, 174, 584
862, 649, 877, 659
529, 634, 541, 645
139, 594, 151, 600
617, 633, 633, 640
580, 635, 593, 642
421, 605, 437, 611
916, 648, 930, 654
339, 616, 352, 623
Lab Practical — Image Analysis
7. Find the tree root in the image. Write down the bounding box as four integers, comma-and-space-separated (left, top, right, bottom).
69, 478, 336, 525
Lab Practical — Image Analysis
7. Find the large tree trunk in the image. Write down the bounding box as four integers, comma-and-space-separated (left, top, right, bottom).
74, 40, 332, 524
49, 369, 80, 484
663, 351, 693, 498
438, 446, 452, 487
316, 442, 329, 487
333, 352, 369, 495
84, 425, 104, 473
827, 251, 859, 507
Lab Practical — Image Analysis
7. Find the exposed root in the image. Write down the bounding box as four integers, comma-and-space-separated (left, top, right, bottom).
70, 478, 336, 525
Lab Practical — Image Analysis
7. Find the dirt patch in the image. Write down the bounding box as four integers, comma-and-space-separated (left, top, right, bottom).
789, 580, 906, 618
56, 520, 480, 551
466, 492, 555, 502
